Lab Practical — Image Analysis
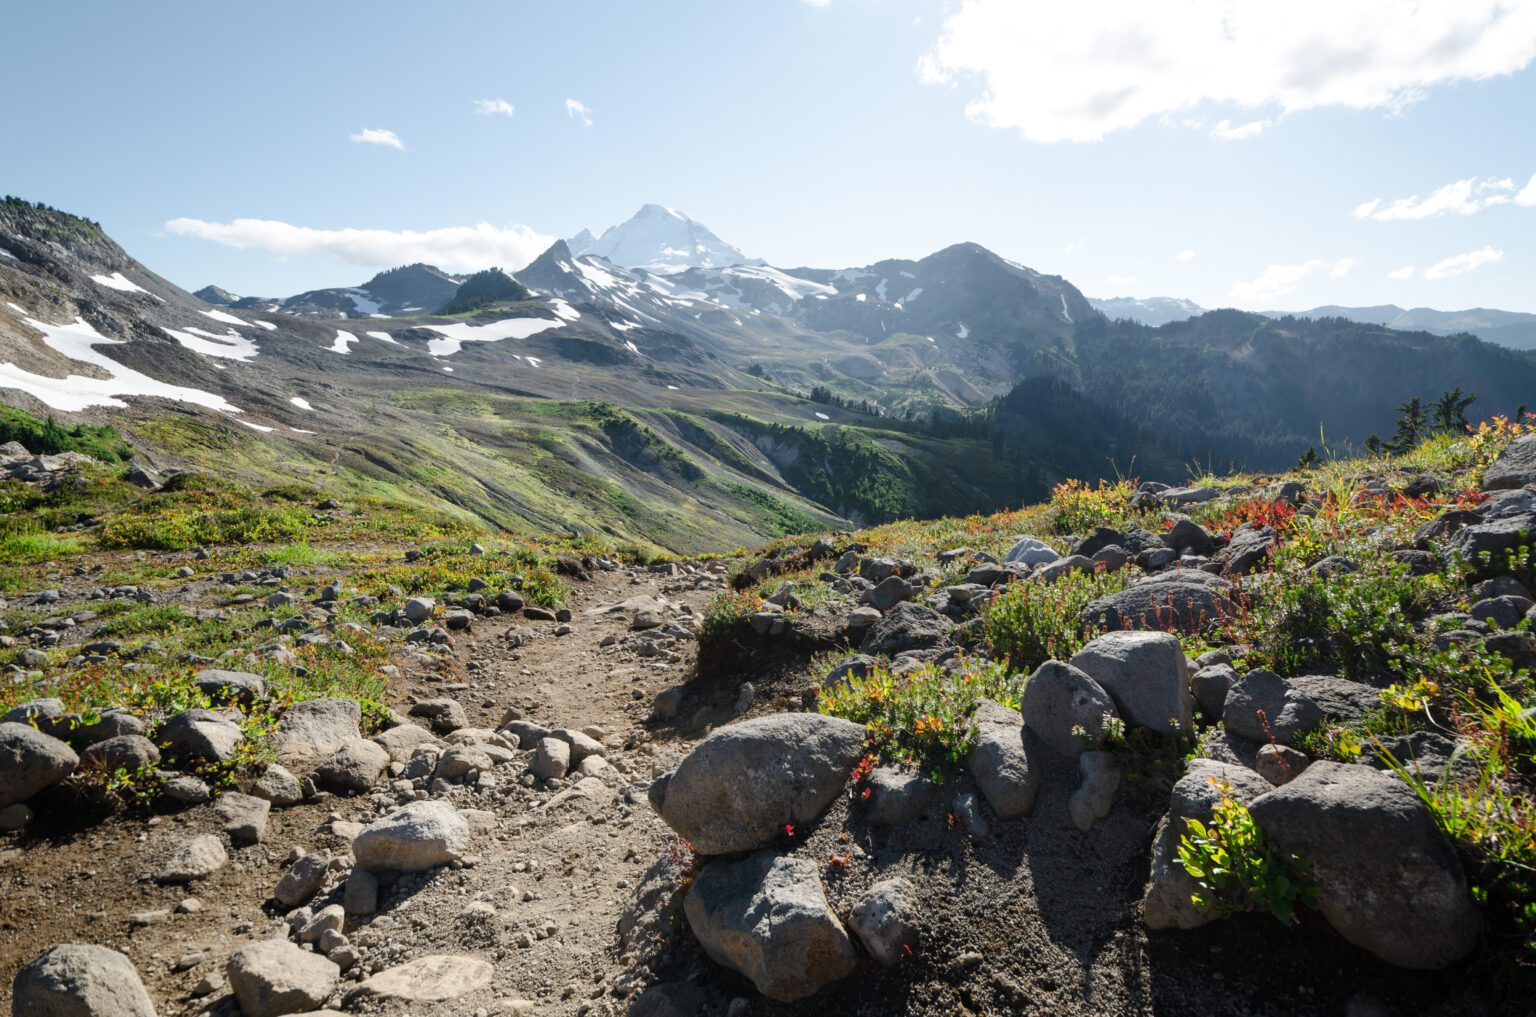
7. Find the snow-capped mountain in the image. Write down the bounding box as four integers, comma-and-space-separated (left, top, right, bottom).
1088, 296, 1205, 326
570, 204, 759, 274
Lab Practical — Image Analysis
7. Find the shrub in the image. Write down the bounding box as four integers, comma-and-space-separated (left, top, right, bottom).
0, 405, 131, 461
1176, 779, 1319, 926
983, 569, 1129, 672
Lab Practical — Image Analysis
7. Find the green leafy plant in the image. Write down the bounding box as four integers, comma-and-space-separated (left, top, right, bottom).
1176, 779, 1319, 926
983, 568, 1129, 672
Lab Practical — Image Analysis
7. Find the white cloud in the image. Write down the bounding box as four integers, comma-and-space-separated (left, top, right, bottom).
1175, 249, 1195, 263
919, 1, 1536, 142
565, 98, 593, 127
474, 98, 516, 118
1388, 265, 1416, 280
1516, 172, 1536, 206
165, 217, 555, 273
1230, 257, 1357, 302
803, 0, 831, 6
1363, 176, 1516, 220
349, 127, 404, 150
1422, 245, 1504, 280
1210, 118, 1270, 140
1064, 240, 1084, 254
1105, 274, 1138, 289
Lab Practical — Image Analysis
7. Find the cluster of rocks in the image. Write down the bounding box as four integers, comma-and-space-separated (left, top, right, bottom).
0, 441, 100, 492
595, 595, 700, 664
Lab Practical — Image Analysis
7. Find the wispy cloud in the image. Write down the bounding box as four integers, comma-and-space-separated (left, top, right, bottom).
565, 98, 593, 127
1175, 250, 1195, 263
165, 217, 554, 273
1105, 274, 1138, 289
1355, 176, 1517, 220
474, 98, 516, 118
919, 1, 1536, 143
1423, 246, 1503, 281
1210, 118, 1270, 141
1517, 172, 1536, 207
1388, 266, 1416, 280
1230, 257, 1358, 302
802, 0, 831, 6
349, 127, 404, 150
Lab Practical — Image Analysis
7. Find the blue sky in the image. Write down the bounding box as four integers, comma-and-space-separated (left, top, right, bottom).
8, 0, 1535, 311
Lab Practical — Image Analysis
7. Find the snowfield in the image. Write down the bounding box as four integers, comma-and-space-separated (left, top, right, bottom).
200, 308, 251, 327
162, 325, 260, 362
423, 308, 573, 357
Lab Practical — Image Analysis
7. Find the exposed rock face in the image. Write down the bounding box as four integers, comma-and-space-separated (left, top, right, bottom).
226, 939, 339, 1017
1481, 433, 1536, 490
652, 714, 865, 855
271, 698, 361, 767
352, 801, 470, 873
1250, 762, 1478, 970
11, 943, 158, 1017
0, 722, 78, 808
859, 602, 952, 656
684, 852, 858, 1002
1070, 630, 1194, 735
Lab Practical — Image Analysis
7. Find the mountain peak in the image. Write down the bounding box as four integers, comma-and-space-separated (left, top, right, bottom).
579, 204, 755, 275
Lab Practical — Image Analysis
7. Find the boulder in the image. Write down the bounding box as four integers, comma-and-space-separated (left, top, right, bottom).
1143, 760, 1273, 930
1081, 570, 1235, 635
1164, 519, 1214, 556
1191, 663, 1237, 720
859, 575, 912, 612
963, 699, 1040, 819
652, 714, 865, 855
0, 722, 78, 807
403, 597, 436, 623
249, 764, 305, 806
227, 939, 339, 1017
193, 668, 267, 706
1223, 670, 1324, 745
157, 709, 243, 765
1254, 743, 1310, 785
1445, 514, 1536, 577
1224, 525, 1277, 574
862, 766, 939, 827
530, 737, 571, 780
157, 834, 228, 884
684, 852, 858, 1002
1068, 750, 1120, 831
11, 943, 158, 1017
214, 792, 271, 844
81, 734, 159, 773
1036, 555, 1093, 582
315, 739, 390, 794
1070, 630, 1194, 735
272, 699, 360, 767
352, 801, 470, 872
346, 955, 493, 1004
1288, 675, 1381, 725
1250, 762, 1478, 969
1018, 661, 1118, 760
1481, 433, 1536, 490
849, 878, 919, 968
273, 851, 331, 908
407, 699, 467, 734
1003, 536, 1059, 568
859, 602, 952, 656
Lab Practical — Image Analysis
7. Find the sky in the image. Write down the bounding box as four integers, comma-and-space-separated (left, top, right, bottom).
7, 0, 1536, 312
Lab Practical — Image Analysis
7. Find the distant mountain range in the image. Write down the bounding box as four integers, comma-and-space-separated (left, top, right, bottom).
4, 195, 1536, 550
1088, 295, 1536, 351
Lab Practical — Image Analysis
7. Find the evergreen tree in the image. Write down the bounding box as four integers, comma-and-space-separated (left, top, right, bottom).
1390, 397, 1427, 453
1363, 433, 1385, 456
1431, 387, 1476, 433
1296, 445, 1319, 469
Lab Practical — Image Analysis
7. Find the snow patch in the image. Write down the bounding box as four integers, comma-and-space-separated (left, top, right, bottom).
254, 320, 277, 331
1059, 293, 1073, 323
0, 247, 15, 259
0, 315, 241, 413
324, 331, 359, 355
624, 340, 642, 355
290, 428, 316, 434
875, 279, 888, 301
364, 330, 399, 345
855, 293, 867, 303
200, 309, 250, 327
903, 287, 923, 304
162, 326, 260, 362
422, 315, 566, 357
235, 419, 274, 433
956, 322, 970, 339
289, 396, 313, 411
91, 272, 157, 298
814, 411, 830, 421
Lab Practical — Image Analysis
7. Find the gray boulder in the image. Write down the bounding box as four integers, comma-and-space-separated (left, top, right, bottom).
1481, 433, 1536, 490
652, 714, 865, 855
1191, 663, 1237, 720
352, 801, 470, 872
0, 722, 78, 807
1070, 630, 1194, 735
862, 766, 938, 827
1445, 514, 1536, 577
1224, 525, 1276, 574
1003, 536, 1058, 567
408, 699, 467, 734
193, 668, 267, 705
1068, 750, 1120, 831
271, 698, 360, 766
1250, 762, 1478, 969
249, 764, 304, 806
315, 739, 390, 794
684, 852, 857, 1002
1164, 519, 1213, 556
859, 575, 912, 612
1019, 661, 1118, 760
273, 851, 331, 908
848, 878, 919, 968
1223, 670, 1324, 745
372, 723, 439, 763
530, 737, 571, 780
157, 709, 243, 765
157, 834, 228, 884
1081, 570, 1235, 635
1143, 760, 1273, 930
214, 792, 271, 844
227, 939, 339, 1017
860, 602, 952, 656
1035, 555, 1092, 582
964, 699, 1040, 819
11, 943, 158, 1017
81, 735, 159, 773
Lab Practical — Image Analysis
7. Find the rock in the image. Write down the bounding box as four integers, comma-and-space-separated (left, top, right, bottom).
0, 723, 77, 808
530, 737, 571, 780
74, 709, 146, 744
343, 866, 378, 917
500, 720, 550, 749
1003, 536, 1058, 568
653, 713, 865, 855
1019, 661, 1118, 760
194, 668, 267, 706
849, 878, 919, 968
227, 939, 340, 1017
650, 686, 686, 722
1070, 630, 1194, 735
1224, 525, 1277, 574
315, 739, 390, 794
845, 606, 882, 634
3, 698, 72, 737
0, 803, 33, 831
297, 904, 344, 944
158, 709, 244, 765
963, 699, 1039, 819
859, 602, 952, 656
1068, 751, 1120, 831
250, 764, 305, 806
272, 699, 360, 766
551, 728, 604, 762
1288, 674, 1381, 725
371, 723, 438, 763
1471, 594, 1534, 630
11, 943, 158, 1017
346, 955, 493, 1004
862, 766, 938, 827
157, 834, 228, 884
408, 699, 468, 734
433, 745, 492, 780
161, 775, 211, 805
684, 851, 858, 1002
1445, 514, 1536, 578
352, 800, 470, 872
1190, 663, 1237, 721
1481, 432, 1536, 490
859, 575, 912, 612
403, 597, 436, 623
630, 982, 713, 1017
1223, 670, 1324, 745
215, 792, 271, 844
1143, 760, 1273, 930
273, 851, 331, 908
1164, 519, 1214, 556
1035, 555, 1092, 582
1161, 485, 1219, 505
1250, 762, 1478, 969
1254, 743, 1310, 785
81, 734, 159, 774
1081, 570, 1235, 636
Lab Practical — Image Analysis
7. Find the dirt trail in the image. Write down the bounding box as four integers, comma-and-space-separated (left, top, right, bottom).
0, 566, 719, 1017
